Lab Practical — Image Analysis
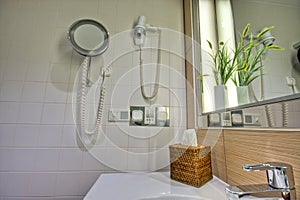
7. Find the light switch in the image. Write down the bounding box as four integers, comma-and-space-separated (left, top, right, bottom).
132, 110, 143, 122
130, 106, 170, 127
108, 109, 130, 122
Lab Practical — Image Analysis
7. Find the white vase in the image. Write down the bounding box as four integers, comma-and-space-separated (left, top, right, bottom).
214, 85, 228, 110
237, 86, 250, 105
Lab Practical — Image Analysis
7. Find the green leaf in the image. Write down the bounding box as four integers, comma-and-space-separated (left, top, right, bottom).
246, 74, 262, 85
268, 45, 284, 50
257, 26, 275, 39
207, 40, 213, 50
197, 74, 209, 79
241, 62, 250, 71
242, 23, 250, 38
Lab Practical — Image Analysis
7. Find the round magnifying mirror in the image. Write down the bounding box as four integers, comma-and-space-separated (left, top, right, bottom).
68, 19, 109, 57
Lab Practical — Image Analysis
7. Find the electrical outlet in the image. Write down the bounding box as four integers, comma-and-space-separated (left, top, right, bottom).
243, 114, 261, 126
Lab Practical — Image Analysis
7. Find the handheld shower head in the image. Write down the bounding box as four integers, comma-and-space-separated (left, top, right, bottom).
245, 26, 276, 55
246, 27, 276, 47
257, 27, 276, 55
258, 27, 275, 46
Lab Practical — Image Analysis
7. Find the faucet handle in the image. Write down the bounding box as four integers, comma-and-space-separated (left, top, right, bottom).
243, 162, 295, 190
243, 163, 272, 171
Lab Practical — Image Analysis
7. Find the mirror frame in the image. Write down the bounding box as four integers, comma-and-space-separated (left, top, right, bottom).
68, 19, 110, 57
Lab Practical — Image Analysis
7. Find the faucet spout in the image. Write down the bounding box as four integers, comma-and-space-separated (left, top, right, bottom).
226, 184, 296, 200
226, 162, 296, 200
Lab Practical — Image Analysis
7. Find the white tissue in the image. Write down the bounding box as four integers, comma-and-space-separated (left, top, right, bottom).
181, 129, 197, 147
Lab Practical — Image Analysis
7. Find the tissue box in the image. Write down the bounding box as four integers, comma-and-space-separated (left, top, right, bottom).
169, 144, 212, 187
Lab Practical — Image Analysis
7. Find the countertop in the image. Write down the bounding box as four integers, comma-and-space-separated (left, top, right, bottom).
84, 172, 228, 200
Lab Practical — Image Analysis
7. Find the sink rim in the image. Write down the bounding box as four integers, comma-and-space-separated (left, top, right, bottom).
84, 172, 228, 200
138, 193, 208, 200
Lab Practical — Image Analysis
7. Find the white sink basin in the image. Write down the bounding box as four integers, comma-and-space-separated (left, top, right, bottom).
84, 172, 228, 200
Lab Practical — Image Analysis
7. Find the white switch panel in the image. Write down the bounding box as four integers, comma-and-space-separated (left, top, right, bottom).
243, 114, 261, 126
130, 106, 170, 127
108, 109, 130, 122
132, 110, 143, 122
144, 106, 156, 125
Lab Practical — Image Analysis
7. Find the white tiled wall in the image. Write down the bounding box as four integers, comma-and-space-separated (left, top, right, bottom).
0, 0, 186, 199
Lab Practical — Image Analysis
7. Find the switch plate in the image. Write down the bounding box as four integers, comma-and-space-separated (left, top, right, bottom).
108, 109, 130, 122
132, 110, 143, 122
220, 111, 232, 127
130, 106, 169, 127
208, 113, 221, 127
231, 110, 243, 127
243, 113, 261, 126
144, 106, 156, 125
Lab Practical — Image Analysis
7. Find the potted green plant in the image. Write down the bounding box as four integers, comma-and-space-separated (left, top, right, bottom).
232, 24, 283, 105
205, 40, 236, 110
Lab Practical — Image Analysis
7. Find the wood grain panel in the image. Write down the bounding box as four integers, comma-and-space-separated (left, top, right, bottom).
224, 130, 300, 199
197, 129, 227, 181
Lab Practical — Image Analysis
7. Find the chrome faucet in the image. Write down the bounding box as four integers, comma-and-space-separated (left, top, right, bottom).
226, 162, 296, 200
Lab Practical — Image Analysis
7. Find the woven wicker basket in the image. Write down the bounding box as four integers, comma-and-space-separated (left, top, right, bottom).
169, 144, 213, 187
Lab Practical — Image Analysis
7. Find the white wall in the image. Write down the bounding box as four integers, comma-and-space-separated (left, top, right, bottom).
0, 0, 186, 199
232, 0, 300, 100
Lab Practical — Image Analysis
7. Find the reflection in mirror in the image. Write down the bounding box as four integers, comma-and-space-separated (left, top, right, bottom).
74, 24, 105, 51
232, 0, 300, 101
233, 97, 300, 128
198, 0, 300, 115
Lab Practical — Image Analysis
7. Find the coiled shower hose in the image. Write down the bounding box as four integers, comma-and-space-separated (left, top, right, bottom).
79, 57, 106, 144
251, 58, 290, 128
139, 30, 162, 101
250, 64, 276, 127
281, 102, 289, 127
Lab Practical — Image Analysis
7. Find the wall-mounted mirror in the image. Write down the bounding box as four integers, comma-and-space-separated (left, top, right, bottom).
68, 19, 109, 57
197, 0, 300, 115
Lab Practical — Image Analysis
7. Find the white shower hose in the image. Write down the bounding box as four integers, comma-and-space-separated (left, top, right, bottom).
250, 59, 289, 127
281, 102, 289, 127
250, 65, 276, 127
139, 30, 162, 101
78, 57, 106, 145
